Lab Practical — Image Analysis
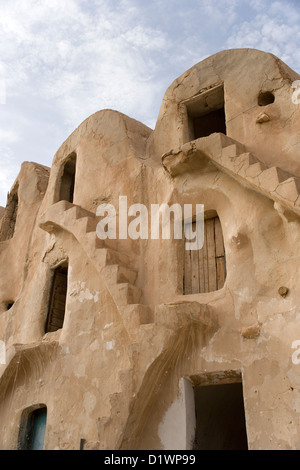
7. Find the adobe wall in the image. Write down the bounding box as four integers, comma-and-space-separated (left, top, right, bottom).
0, 49, 300, 450
148, 49, 300, 176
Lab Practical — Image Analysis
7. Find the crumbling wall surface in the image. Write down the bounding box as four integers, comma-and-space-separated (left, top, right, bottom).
1, 49, 300, 451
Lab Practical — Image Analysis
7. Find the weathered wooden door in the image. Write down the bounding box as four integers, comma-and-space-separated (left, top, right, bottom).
184, 216, 226, 294
46, 266, 68, 333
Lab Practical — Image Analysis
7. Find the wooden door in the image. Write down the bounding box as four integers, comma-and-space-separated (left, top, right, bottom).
184, 216, 226, 294
46, 266, 68, 332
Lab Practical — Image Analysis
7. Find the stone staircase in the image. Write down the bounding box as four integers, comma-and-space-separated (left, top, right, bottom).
38, 132, 300, 449
162, 133, 300, 217
39, 201, 152, 336
39, 200, 155, 449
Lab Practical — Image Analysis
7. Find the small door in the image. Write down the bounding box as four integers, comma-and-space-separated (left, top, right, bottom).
19, 406, 47, 450
46, 265, 68, 333
193, 382, 248, 450
28, 408, 47, 450
184, 215, 226, 294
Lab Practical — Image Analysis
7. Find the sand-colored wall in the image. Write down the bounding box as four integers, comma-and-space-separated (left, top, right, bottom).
148, 49, 300, 177
0, 49, 300, 450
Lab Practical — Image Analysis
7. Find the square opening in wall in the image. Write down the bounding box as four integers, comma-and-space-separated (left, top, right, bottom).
193, 381, 248, 450
185, 84, 226, 140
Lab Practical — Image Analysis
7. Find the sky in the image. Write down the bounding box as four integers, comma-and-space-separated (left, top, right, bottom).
0, 0, 300, 207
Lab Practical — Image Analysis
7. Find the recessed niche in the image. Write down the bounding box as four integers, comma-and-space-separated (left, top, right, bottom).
185, 84, 226, 140
258, 91, 275, 106
59, 153, 76, 203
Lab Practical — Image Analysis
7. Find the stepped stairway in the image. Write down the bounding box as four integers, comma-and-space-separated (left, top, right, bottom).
162, 133, 300, 217
40, 200, 152, 336
39, 200, 154, 449
40, 133, 284, 449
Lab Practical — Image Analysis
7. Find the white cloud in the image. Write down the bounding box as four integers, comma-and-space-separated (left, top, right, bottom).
226, 2, 300, 72
0, 0, 169, 131
0, 129, 18, 146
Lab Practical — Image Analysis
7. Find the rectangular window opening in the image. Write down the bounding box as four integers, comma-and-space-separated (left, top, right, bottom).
186, 84, 226, 140
59, 153, 76, 203
46, 264, 68, 333
193, 381, 248, 450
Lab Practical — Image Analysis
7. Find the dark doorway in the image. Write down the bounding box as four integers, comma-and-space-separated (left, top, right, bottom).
45, 265, 68, 333
193, 107, 226, 139
193, 382, 248, 450
186, 84, 226, 140
18, 406, 47, 450
59, 153, 76, 203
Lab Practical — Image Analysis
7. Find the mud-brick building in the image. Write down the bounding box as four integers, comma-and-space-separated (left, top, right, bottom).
1, 48, 300, 450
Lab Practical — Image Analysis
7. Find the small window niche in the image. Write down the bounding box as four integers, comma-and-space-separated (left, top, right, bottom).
185, 84, 226, 141
183, 212, 226, 294
258, 91, 275, 106
18, 405, 47, 450
45, 264, 68, 333
0, 185, 19, 242
59, 152, 76, 203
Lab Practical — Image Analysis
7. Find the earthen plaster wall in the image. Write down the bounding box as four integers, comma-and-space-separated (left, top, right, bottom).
0, 49, 300, 450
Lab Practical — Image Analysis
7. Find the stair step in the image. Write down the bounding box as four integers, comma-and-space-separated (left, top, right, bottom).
259, 167, 292, 192
245, 161, 267, 178
73, 216, 98, 235
102, 265, 137, 285
84, 231, 106, 250
221, 142, 245, 159
111, 283, 141, 305
275, 177, 300, 202
64, 204, 95, 220
122, 305, 154, 342
96, 248, 130, 268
